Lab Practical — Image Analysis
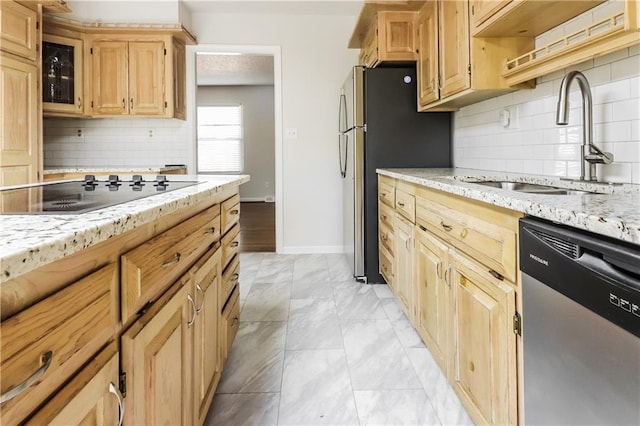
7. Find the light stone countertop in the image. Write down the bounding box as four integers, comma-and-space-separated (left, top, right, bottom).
378, 168, 640, 245
0, 175, 249, 284
43, 165, 186, 175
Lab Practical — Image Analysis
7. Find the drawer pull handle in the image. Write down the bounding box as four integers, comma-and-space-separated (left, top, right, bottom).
230, 241, 239, 248
230, 209, 239, 215
444, 264, 452, 288
195, 284, 204, 313
187, 294, 197, 327
232, 273, 240, 281
109, 382, 125, 426
381, 235, 387, 242
440, 221, 453, 232
232, 317, 240, 327
0, 351, 53, 403
381, 214, 387, 221
204, 227, 216, 235
397, 202, 405, 208
162, 253, 181, 267
460, 228, 468, 238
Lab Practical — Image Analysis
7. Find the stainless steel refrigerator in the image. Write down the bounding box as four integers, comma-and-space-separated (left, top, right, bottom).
338, 65, 451, 284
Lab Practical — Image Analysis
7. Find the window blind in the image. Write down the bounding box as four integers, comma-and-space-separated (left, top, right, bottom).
197, 106, 243, 173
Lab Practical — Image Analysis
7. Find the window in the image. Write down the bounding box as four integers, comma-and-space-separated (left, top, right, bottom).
197, 105, 243, 173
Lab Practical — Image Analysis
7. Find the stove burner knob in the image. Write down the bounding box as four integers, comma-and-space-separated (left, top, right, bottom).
84, 174, 97, 185
132, 174, 145, 185
108, 174, 121, 185
155, 175, 168, 185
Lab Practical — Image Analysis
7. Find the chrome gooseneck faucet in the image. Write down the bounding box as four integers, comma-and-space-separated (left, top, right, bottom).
556, 71, 613, 181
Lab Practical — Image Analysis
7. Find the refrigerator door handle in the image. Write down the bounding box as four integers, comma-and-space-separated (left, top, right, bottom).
338, 133, 348, 178
339, 92, 348, 133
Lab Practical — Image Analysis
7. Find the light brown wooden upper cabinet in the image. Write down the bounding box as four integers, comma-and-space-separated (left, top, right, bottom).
90, 39, 166, 117
0, 0, 41, 186
416, 0, 533, 111
359, 11, 417, 67
172, 37, 186, 120
42, 34, 84, 116
0, 1, 38, 61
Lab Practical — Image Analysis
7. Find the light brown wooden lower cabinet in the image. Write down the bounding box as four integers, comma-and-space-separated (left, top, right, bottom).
25, 343, 121, 425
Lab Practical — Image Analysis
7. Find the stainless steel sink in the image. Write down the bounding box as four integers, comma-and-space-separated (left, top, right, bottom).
471, 181, 594, 195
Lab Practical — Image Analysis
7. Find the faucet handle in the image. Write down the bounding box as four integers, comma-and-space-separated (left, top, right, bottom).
585, 145, 614, 164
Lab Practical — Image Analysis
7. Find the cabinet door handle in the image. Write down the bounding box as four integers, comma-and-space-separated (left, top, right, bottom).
162, 253, 181, 267
440, 221, 453, 232
108, 382, 125, 426
130, 98, 133, 109
0, 351, 53, 403
436, 260, 443, 279
460, 228, 468, 238
195, 284, 204, 314
77, 97, 82, 109
122, 98, 125, 108
444, 264, 452, 288
187, 294, 197, 327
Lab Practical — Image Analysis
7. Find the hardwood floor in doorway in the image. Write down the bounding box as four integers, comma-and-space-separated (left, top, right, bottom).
240, 202, 275, 252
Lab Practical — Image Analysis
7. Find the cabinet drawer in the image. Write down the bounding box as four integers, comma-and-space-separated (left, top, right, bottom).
416, 197, 517, 282
395, 189, 416, 223
121, 204, 221, 321
221, 193, 240, 235
0, 263, 118, 425
379, 201, 394, 230
221, 286, 240, 363
379, 221, 394, 255
379, 244, 394, 286
378, 177, 395, 208
221, 223, 240, 271
221, 254, 239, 306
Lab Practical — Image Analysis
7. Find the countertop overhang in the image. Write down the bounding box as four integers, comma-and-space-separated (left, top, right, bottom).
0, 175, 249, 284
378, 168, 640, 245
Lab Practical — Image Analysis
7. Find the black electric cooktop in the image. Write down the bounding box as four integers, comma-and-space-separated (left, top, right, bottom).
0, 175, 201, 214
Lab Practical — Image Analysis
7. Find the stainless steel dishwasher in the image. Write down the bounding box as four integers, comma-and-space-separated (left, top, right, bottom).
519, 217, 639, 425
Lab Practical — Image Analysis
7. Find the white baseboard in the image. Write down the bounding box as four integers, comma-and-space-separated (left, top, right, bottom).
240, 196, 276, 203
279, 245, 344, 254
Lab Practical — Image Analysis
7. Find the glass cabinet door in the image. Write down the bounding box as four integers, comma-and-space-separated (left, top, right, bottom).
42, 34, 83, 115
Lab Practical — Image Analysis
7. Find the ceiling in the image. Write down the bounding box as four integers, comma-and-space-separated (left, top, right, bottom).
182, 0, 363, 16
197, 53, 275, 86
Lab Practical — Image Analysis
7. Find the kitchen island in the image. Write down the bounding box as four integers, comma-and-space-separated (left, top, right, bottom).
0, 174, 248, 425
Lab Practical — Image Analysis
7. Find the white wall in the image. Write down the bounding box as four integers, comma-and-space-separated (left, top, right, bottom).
65, 0, 180, 24
453, 1, 640, 183
197, 85, 275, 201
189, 11, 359, 253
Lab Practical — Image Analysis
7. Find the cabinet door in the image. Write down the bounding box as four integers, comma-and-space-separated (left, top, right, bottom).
91, 41, 128, 115
129, 41, 165, 116
470, 0, 511, 28
414, 226, 449, 374
25, 344, 122, 426
121, 279, 194, 426
173, 38, 186, 120
438, 0, 471, 98
394, 213, 414, 319
449, 250, 516, 426
416, 0, 439, 107
0, 1, 38, 61
42, 34, 84, 115
193, 248, 222, 425
0, 54, 38, 185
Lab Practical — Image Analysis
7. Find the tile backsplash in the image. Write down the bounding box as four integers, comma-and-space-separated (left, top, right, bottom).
453, 1, 640, 184
43, 118, 189, 168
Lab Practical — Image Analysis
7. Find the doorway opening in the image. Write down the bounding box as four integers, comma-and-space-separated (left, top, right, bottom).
189, 46, 282, 252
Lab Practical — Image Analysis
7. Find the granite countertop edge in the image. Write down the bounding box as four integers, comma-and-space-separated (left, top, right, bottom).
43, 166, 186, 175
0, 175, 249, 284
377, 168, 640, 245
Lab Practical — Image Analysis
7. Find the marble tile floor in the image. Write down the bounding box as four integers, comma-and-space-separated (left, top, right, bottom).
205, 253, 473, 426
